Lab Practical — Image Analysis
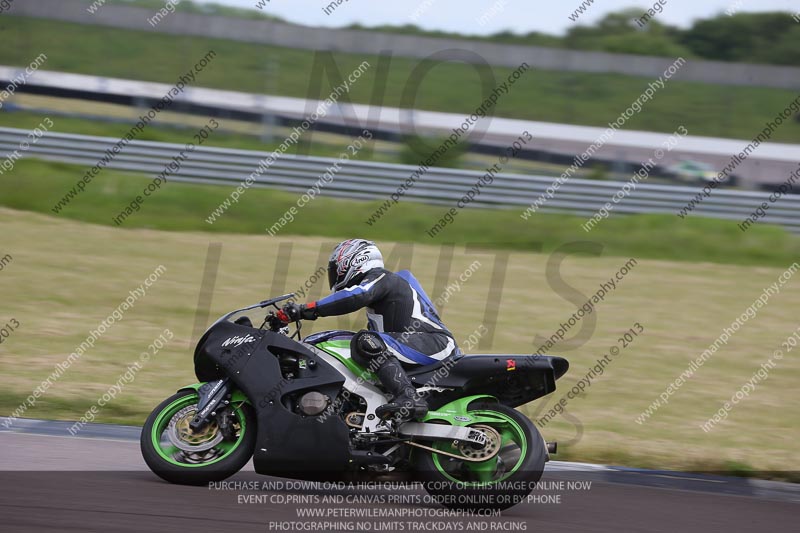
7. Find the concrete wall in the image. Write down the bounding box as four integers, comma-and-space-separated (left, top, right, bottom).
6, 0, 800, 90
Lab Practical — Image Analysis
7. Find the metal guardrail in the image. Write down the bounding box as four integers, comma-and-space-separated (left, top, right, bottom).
2, 127, 799, 232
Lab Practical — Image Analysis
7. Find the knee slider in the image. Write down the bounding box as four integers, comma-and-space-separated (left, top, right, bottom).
355, 330, 386, 358
351, 331, 387, 369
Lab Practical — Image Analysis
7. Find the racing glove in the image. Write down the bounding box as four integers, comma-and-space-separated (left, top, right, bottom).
280, 302, 318, 322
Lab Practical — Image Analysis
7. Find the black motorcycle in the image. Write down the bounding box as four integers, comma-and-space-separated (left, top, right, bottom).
141, 294, 569, 510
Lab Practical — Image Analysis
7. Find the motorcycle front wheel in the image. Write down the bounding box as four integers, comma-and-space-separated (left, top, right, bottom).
140, 389, 256, 485
415, 401, 546, 511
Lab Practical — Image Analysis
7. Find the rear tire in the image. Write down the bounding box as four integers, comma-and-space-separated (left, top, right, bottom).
415, 401, 546, 511
140, 389, 256, 485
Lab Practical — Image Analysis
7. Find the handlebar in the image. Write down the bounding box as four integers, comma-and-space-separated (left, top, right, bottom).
265, 306, 303, 339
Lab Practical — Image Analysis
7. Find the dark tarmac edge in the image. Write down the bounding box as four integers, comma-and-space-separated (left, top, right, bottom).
1, 418, 798, 533
2, 416, 797, 503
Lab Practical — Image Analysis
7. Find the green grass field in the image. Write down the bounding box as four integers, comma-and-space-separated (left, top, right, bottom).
4, 16, 800, 142
2, 159, 800, 267
1, 206, 797, 477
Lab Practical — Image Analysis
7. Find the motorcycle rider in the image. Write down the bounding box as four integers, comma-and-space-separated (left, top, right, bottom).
280, 239, 458, 422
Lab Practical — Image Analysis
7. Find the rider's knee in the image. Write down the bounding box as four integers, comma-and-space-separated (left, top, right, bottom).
351, 330, 387, 367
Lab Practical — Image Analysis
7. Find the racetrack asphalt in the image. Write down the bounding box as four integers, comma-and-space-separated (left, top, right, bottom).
1, 418, 797, 532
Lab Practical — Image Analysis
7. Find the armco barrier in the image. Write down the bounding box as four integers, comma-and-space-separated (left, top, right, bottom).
1, 127, 799, 232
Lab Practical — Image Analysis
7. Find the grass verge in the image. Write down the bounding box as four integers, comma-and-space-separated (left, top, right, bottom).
1, 159, 799, 267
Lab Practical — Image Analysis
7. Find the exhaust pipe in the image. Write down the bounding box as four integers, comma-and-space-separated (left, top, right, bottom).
546, 441, 557, 454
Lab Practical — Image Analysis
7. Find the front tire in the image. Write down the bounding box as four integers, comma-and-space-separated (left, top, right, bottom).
415, 401, 546, 511
140, 389, 256, 485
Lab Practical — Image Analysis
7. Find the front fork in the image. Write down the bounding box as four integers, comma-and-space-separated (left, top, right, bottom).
188, 378, 233, 432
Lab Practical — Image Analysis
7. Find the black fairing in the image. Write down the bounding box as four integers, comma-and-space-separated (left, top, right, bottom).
194, 321, 351, 475
194, 321, 266, 382
408, 354, 569, 410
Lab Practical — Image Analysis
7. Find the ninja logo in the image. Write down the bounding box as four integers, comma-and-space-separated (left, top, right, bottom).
221, 334, 256, 348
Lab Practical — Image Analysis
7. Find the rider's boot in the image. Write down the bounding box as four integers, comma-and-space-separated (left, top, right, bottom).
375, 356, 428, 422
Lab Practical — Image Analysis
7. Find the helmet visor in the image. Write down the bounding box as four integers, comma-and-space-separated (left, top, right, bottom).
327, 260, 339, 290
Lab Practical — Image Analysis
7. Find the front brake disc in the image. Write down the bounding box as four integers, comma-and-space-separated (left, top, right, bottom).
167, 405, 223, 452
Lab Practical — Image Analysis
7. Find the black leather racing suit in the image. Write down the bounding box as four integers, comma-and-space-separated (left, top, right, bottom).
306, 268, 458, 366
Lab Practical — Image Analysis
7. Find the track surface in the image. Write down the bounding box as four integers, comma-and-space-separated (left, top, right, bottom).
1, 419, 797, 532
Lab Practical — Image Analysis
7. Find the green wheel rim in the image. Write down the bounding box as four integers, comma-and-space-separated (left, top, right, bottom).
431, 409, 528, 486
151, 393, 247, 468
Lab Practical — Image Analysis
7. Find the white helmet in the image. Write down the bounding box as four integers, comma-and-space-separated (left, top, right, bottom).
328, 239, 384, 291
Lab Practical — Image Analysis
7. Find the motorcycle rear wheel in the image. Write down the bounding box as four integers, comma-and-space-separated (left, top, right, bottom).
140, 389, 256, 485
415, 401, 546, 511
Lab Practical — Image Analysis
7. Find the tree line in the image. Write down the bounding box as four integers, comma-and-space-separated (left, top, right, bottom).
109, 2, 799, 66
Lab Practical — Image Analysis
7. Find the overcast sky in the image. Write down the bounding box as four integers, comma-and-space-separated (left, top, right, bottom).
210, 0, 798, 36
